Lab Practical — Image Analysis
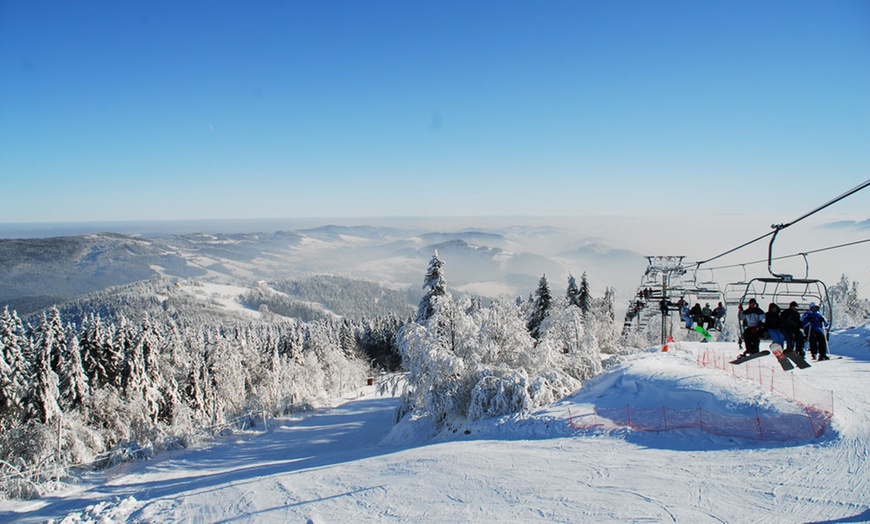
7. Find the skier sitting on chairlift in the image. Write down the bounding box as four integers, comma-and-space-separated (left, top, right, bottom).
712, 302, 727, 330
802, 302, 830, 361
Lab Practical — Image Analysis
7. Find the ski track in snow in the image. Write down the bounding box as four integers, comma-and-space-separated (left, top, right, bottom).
1, 334, 869, 523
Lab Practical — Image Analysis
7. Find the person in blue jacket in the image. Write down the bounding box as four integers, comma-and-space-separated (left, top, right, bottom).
801, 302, 829, 360
678, 299, 693, 329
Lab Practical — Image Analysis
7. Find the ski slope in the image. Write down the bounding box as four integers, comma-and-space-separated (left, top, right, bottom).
2, 328, 869, 523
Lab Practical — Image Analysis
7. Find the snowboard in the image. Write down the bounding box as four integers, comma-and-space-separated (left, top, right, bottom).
784, 350, 811, 369
693, 325, 712, 340
770, 343, 794, 371
729, 350, 770, 365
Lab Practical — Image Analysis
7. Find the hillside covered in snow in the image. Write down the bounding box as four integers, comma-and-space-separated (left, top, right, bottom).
2, 326, 868, 523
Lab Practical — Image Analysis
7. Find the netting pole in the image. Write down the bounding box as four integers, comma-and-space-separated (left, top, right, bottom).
756, 408, 763, 438
698, 408, 703, 431
805, 408, 818, 438
627, 404, 632, 428
662, 406, 668, 431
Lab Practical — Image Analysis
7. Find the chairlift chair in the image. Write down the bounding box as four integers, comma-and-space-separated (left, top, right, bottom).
737, 225, 833, 324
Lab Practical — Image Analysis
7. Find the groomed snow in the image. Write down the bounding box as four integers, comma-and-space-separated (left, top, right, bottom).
2, 329, 868, 523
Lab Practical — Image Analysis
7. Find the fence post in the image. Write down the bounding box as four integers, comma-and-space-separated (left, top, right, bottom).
56, 414, 63, 483
626, 404, 632, 428
662, 406, 667, 431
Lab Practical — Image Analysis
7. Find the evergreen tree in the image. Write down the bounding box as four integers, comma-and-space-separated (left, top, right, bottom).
29, 323, 62, 424
121, 321, 148, 402
417, 250, 449, 323
527, 274, 552, 341
566, 274, 582, 309
111, 316, 134, 390
56, 331, 90, 413
134, 315, 164, 423
35, 307, 68, 374
578, 272, 591, 317
80, 314, 110, 389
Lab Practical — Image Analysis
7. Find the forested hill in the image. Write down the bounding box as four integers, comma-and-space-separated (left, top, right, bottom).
0, 233, 199, 313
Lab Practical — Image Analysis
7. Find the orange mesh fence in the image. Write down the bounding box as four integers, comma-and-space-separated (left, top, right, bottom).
566, 343, 834, 440
692, 345, 834, 416
569, 405, 830, 440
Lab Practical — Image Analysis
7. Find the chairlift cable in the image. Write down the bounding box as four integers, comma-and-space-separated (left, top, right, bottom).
692, 178, 870, 268
774, 177, 870, 230
703, 237, 870, 271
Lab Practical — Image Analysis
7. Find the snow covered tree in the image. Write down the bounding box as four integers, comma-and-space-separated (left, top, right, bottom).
80, 314, 111, 389
28, 323, 62, 424
110, 316, 134, 390
0, 307, 31, 427
417, 250, 449, 323
476, 299, 535, 369
829, 274, 870, 328
56, 332, 90, 413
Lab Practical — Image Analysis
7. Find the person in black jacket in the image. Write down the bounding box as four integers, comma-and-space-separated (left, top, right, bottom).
780, 301, 805, 357
765, 303, 786, 347
738, 298, 765, 355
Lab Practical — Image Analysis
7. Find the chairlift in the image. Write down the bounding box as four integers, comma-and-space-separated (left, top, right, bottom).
723, 264, 750, 307
736, 225, 832, 322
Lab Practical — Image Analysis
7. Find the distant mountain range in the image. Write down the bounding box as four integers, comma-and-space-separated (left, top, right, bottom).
1, 225, 648, 316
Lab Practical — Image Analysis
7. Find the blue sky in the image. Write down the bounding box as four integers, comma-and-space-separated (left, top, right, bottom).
1, 1, 869, 223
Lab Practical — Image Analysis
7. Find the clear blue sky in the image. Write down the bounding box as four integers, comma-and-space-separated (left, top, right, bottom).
1, 1, 869, 223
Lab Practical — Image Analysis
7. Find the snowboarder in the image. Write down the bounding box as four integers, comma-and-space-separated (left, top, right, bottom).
801, 302, 829, 360
690, 303, 704, 328
780, 301, 805, 357
738, 298, 765, 356
678, 299, 693, 328
701, 303, 715, 330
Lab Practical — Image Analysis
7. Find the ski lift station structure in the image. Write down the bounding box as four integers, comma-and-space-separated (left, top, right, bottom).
622, 255, 726, 344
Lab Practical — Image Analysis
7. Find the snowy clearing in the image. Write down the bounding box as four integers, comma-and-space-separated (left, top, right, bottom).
2, 328, 869, 523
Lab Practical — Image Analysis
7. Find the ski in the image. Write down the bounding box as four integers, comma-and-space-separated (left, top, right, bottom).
729, 350, 770, 365
770, 343, 794, 371
784, 350, 811, 369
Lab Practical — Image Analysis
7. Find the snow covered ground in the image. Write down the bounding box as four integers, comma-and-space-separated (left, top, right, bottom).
2, 328, 869, 523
